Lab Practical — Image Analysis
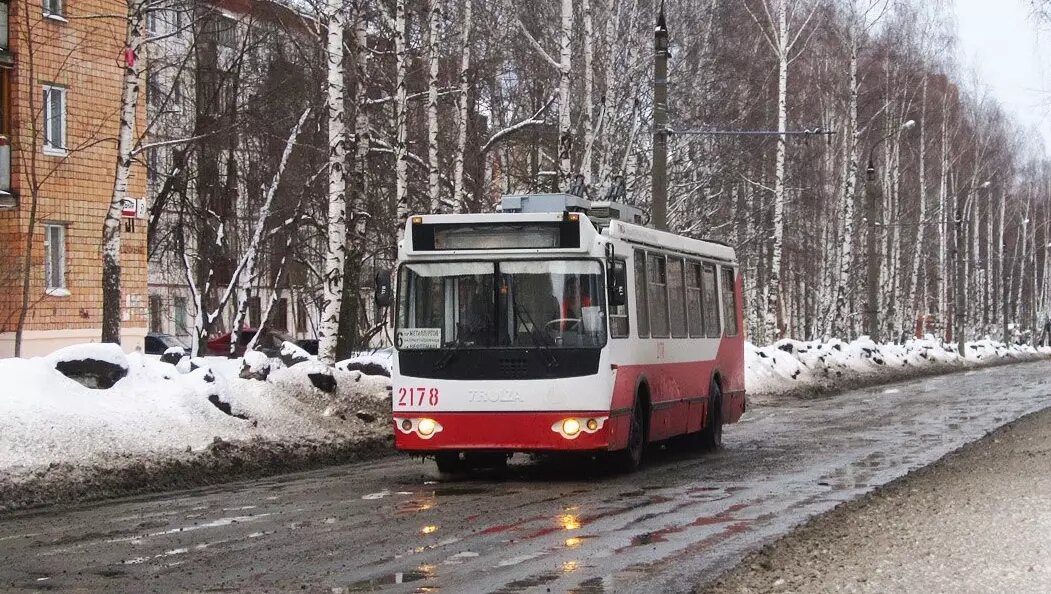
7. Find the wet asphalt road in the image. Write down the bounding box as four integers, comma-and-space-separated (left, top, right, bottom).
2, 361, 1050, 594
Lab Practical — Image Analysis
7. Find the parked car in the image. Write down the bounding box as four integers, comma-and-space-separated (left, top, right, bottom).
206, 328, 313, 357
144, 332, 188, 355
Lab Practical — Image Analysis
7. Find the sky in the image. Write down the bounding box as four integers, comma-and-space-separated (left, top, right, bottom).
954, 0, 1051, 152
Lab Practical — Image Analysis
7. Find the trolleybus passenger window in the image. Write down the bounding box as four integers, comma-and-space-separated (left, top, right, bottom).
687, 262, 704, 337
701, 263, 720, 337
648, 253, 670, 338
634, 249, 649, 337
721, 266, 739, 336
668, 257, 687, 338
610, 259, 630, 338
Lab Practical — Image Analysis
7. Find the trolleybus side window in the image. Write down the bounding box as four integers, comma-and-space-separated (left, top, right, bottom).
634, 249, 649, 337
687, 261, 705, 337
668, 257, 688, 338
721, 266, 739, 337
609, 258, 630, 338
701, 263, 721, 337
647, 253, 670, 338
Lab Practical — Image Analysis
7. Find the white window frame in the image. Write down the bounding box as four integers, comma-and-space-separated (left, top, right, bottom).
42, 84, 67, 155
44, 223, 68, 295
42, 0, 64, 20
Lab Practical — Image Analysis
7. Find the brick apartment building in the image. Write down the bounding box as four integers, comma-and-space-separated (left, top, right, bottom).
0, 0, 148, 356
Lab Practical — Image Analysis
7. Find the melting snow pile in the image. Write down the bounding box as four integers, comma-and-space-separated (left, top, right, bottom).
747, 336, 1051, 395
0, 344, 392, 477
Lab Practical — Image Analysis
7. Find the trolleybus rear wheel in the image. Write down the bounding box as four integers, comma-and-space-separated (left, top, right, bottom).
698, 380, 723, 451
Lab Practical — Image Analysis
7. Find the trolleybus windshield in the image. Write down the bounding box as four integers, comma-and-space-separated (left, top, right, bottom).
396, 260, 607, 350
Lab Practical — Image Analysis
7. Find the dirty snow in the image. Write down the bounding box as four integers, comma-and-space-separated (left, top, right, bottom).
0, 348, 391, 478
747, 336, 1051, 395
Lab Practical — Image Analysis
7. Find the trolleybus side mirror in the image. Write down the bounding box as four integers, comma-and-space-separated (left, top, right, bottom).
375, 269, 392, 307
606, 244, 627, 308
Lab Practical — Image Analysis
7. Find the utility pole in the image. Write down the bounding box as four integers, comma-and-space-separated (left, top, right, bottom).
863, 120, 914, 343
651, 2, 669, 231
864, 158, 879, 341
954, 196, 966, 356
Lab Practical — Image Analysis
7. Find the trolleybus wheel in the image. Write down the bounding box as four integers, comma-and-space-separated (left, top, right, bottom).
610, 398, 646, 472
435, 451, 467, 474
698, 380, 723, 451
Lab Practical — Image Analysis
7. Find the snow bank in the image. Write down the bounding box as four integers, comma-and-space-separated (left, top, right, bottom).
747, 336, 1051, 395
0, 350, 391, 478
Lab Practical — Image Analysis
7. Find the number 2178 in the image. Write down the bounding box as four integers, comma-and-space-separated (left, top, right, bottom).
397, 387, 439, 407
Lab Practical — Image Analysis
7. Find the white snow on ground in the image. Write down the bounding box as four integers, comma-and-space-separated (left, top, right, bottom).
1, 338, 1047, 483
0, 345, 391, 476
747, 336, 1051, 395
339, 348, 394, 374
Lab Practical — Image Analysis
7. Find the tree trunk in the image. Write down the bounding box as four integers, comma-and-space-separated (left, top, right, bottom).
394, 0, 410, 236
765, 0, 790, 342
581, 0, 595, 186
426, 0, 441, 212
903, 76, 928, 341
557, 0, 574, 189
318, 0, 348, 365
452, 0, 473, 211
101, 0, 146, 344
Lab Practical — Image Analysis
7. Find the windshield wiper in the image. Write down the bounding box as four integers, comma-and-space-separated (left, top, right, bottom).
513, 300, 559, 369
433, 341, 465, 370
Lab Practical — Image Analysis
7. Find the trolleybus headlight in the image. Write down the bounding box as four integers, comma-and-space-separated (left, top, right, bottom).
562, 418, 581, 437
586, 418, 599, 431
400, 419, 413, 431
418, 418, 438, 436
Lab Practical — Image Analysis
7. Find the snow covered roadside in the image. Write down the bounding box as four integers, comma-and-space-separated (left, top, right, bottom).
748, 337, 1051, 402
0, 345, 392, 512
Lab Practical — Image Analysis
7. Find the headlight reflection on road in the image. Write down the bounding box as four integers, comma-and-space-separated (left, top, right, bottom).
421, 525, 438, 535
559, 513, 581, 531
562, 560, 580, 573
564, 536, 583, 548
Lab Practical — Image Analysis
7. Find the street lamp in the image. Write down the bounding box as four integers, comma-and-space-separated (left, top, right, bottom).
864, 119, 917, 342
954, 180, 991, 357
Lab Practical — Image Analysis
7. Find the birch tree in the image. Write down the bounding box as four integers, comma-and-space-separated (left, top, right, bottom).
101, 0, 148, 344
318, 0, 348, 365
743, 0, 818, 342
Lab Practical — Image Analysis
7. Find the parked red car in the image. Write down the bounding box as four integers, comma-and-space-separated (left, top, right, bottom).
206, 328, 317, 357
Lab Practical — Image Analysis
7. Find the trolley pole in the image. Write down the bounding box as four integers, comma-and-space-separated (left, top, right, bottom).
652, 3, 670, 231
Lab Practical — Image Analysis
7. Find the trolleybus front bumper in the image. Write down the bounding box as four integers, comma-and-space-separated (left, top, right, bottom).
392, 411, 621, 452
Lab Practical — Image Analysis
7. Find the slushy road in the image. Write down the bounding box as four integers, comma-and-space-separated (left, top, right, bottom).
1, 361, 1049, 593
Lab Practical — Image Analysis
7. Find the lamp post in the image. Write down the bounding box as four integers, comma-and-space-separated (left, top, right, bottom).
864, 119, 915, 342
651, 3, 670, 231
954, 180, 991, 357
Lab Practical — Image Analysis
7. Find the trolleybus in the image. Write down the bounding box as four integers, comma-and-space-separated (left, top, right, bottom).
389, 194, 745, 472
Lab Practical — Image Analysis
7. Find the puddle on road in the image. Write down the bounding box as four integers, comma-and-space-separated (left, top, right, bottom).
342, 564, 436, 592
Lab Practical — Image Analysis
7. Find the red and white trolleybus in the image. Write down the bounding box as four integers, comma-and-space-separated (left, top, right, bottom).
390, 193, 745, 472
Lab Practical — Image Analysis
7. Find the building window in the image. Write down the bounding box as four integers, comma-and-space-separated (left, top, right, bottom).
42, 0, 63, 18
248, 296, 262, 328
173, 296, 188, 337
633, 249, 649, 338
44, 224, 67, 293
42, 85, 66, 153
149, 295, 163, 333
0, 0, 10, 51
721, 267, 739, 337
273, 298, 288, 331
647, 253, 669, 338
